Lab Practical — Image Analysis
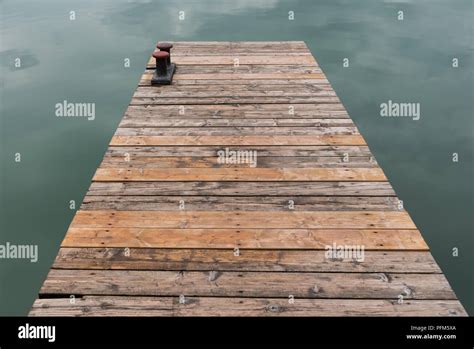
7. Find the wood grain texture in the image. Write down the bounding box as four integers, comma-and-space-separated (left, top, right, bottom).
80, 196, 401, 211
105, 145, 369, 157
61, 228, 426, 250
40, 269, 455, 299
134, 85, 336, 98
70, 211, 416, 229
168, 73, 326, 81
143, 65, 322, 75
131, 96, 340, 104
86, 181, 396, 196
53, 249, 441, 273
30, 297, 466, 317
118, 118, 355, 128
30, 41, 466, 317
99, 156, 376, 169
147, 55, 317, 67
93, 168, 386, 181
139, 76, 331, 86
113, 126, 358, 136
110, 135, 366, 146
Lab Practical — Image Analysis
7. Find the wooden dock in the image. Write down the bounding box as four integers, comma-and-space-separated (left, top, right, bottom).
30, 41, 466, 316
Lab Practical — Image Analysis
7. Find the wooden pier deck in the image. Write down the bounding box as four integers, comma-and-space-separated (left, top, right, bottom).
30, 41, 466, 316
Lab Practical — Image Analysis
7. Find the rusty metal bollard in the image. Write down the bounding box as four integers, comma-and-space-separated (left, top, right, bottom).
151, 50, 174, 85
156, 42, 173, 67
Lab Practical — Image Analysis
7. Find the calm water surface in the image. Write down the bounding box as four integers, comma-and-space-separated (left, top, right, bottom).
0, 0, 472, 315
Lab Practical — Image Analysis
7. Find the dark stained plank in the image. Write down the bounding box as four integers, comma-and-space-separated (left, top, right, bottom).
81, 196, 401, 211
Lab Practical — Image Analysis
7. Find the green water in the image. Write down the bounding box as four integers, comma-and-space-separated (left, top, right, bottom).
0, 0, 472, 315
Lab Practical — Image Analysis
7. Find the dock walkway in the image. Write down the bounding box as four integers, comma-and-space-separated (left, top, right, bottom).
30, 41, 466, 316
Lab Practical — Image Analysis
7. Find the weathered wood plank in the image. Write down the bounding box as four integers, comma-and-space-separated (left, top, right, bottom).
170, 41, 307, 47
110, 135, 366, 146
124, 104, 349, 119
114, 126, 358, 136
119, 118, 354, 128
168, 41, 306, 46
93, 168, 386, 182
99, 156, 376, 169
141, 67, 325, 85
87, 181, 396, 196
131, 96, 339, 104
171, 51, 312, 56
30, 297, 467, 317
151, 79, 330, 86
145, 65, 322, 74
160, 42, 311, 56
146, 41, 307, 48
138, 80, 331, 89
53, 248, 441, 273
106, 146, 370, 157
140, 76, 331, 86
61, 228, 426, 250
147, 55, 317, 67
133, 85, 335, 98
81, 196, 401, 211
38, 270, 454, 299
70, 211, 416, 229
170, 73, 326, 80
132, 89, 336, 98
170, 45, 310, 52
